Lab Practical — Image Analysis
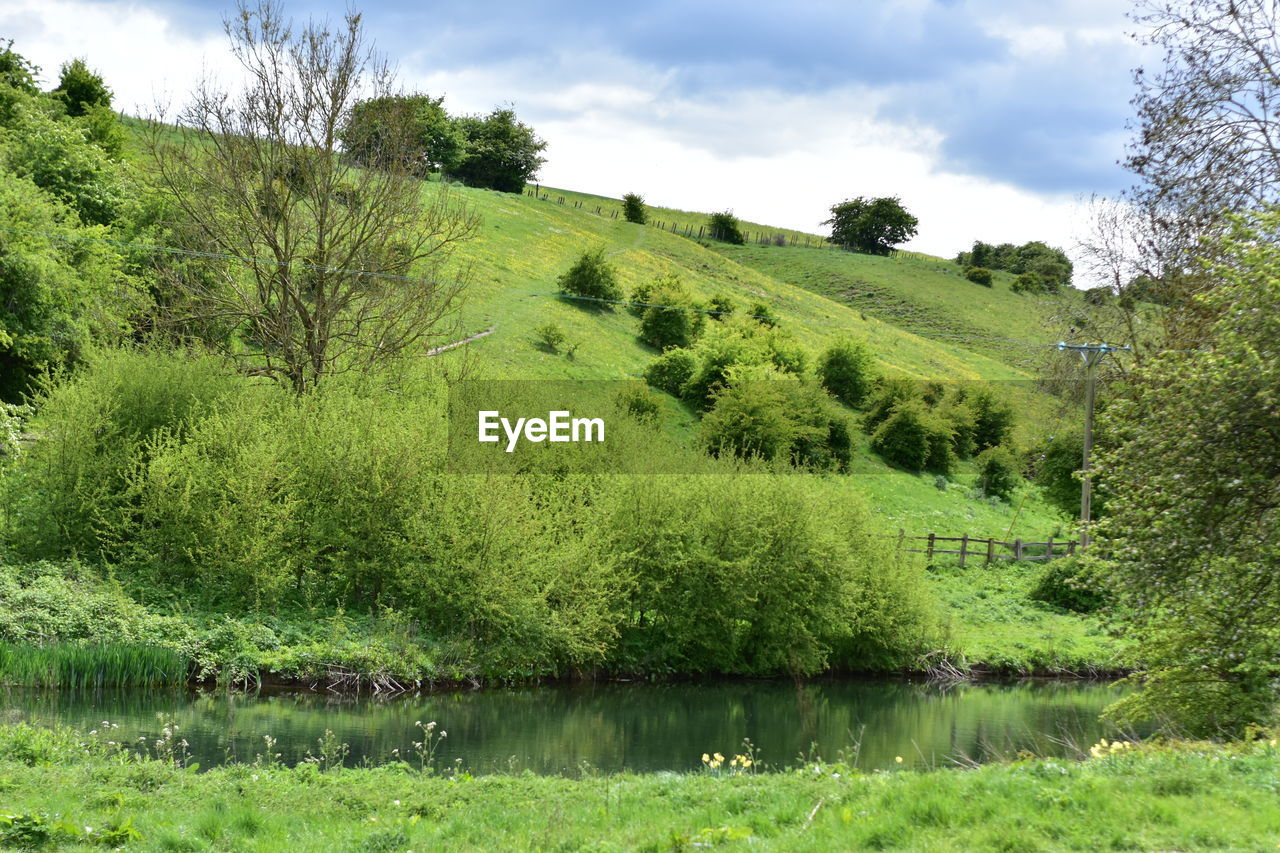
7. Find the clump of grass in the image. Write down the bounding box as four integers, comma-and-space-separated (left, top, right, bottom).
0, 642, 188, 688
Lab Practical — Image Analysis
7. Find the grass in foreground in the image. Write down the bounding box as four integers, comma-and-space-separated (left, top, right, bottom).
0, 723, 1276, 851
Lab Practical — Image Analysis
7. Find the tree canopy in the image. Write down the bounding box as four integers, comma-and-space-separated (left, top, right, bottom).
1096, 209, 1280, 736
450, 107, 546, 193
823, 196, 918, 255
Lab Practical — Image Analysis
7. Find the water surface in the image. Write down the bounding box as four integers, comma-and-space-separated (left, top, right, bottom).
0, 678, 1131, 774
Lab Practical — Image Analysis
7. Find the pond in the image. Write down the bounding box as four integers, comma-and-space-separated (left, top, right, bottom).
0, 678, 1132, 774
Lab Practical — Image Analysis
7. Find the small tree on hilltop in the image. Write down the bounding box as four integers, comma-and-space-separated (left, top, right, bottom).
708, 210, 745, 244
51, 58, 112, 118
824, 196, 918, 255
622, 192, 647, 224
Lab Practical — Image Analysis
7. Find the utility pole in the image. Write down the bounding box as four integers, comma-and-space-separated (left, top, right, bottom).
1058, 342, 1130, 549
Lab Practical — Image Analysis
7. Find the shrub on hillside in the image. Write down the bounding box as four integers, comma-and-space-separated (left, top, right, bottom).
748, 301, 780, 328
975, 445, 1021, 501
870, 398, 953, 474
862, 377, 920, 434
556, 249, 623, 304
1011, 272, 1043, 294
614, 385, 660, 425
643, 348, 698, 397
707, 293, 735, 319
970, 387, 1016, 451
533, 322, 568, 352
707, 210, 745, 244
622, 192, 647, 224
1029, 557, 1107, 614
818, 337, 878, 407
636, 276, 705, 350
964, 266, 994, 286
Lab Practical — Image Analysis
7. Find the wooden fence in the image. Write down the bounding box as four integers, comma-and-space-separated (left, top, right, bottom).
898, 532, 1076, 565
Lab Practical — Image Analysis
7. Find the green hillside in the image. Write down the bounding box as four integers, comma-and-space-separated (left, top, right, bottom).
415, 180, 1070, 541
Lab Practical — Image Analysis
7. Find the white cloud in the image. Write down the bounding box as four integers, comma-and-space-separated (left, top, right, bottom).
4, 0, 1107, 277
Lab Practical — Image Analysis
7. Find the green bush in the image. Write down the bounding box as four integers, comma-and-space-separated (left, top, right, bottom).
556, 249, 623, 304
862, 378, 920, 434
621, 192, 646, 224
636, 276, 705, 350
748, 301, 780, 328
707, 293, 735, 319
970, 386, 1015, 451
707, 210, 745, 244
975, 445, 1021, 502
869, 399, 953, 474
1029, 557, 1106, 613
1011, 272, 1043, 294
614, 385, 660, 425
643, 348, 697, 397
603, 473, 940, 674
964, 266, 994, 286
818, 337, 878, 407
533, 322, 568, 352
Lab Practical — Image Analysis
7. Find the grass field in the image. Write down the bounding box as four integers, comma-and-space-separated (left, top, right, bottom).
0, 723, 1276, 851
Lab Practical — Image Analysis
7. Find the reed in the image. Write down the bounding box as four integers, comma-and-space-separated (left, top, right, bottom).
0, 642, 188, 688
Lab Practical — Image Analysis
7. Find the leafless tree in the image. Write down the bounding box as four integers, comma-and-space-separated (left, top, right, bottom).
147, 1, 480, 393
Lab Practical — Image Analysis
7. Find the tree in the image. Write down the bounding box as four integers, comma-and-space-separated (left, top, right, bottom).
707, 210, 744, 244
51, 58, 112, 117
1097, 209, 1280, 735
636, 275, 704, 350
145, 1, 480, 393
450, 107, 546, 192
824, 196, 917, 255
341, 93, 464, 176
556, 248, 622, 303
817, 337, 877, 407
622, 192, 647, 224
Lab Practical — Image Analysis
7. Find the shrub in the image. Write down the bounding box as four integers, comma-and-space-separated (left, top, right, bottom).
533, 323, 568, 352
614, 386, 660, 424
636, 276, 705, 350
748, 301, 780, 328
603, 474, 940, 674
626, 281, 653, 317
975, 445, 1021, 501
622, 192, 647, 224
818, 338, 878, 407
1011, 272, 1043, 294
707, 210, 745, 244
707, 293, 735, 319
964, 266, 994, 286
556, 248, 623, 303
862, 378, 920, 434
643, 348, 697, 397
970, 387, 1016, 451
1029, 557, 1107, 613
870, 398, 952, 472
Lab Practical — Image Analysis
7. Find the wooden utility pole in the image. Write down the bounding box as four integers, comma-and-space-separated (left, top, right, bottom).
1058, 342, 1130, 549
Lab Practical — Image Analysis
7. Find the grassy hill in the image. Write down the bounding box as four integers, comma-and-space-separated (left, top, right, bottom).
403, 180, 1073, 543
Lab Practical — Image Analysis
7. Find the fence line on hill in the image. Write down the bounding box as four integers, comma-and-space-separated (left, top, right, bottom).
896, 531, 1076, 565
522, 187, 938, 260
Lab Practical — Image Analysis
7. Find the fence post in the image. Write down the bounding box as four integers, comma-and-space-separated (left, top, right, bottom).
926, 533, 936, 562
1067, 541, 1076, 557
959, 534, 968, 567
1013, 538, 1023, 560
1046, 537, 1054, 562
897, 528, 905, 553
986, 538, 995, 565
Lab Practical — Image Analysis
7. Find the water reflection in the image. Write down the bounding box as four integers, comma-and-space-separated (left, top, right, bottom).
0, 678, 1132, 774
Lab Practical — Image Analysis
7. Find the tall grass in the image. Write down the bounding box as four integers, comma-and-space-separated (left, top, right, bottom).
0, 642, 188, 688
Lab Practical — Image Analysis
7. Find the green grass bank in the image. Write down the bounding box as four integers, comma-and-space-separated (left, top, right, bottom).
0, 723, 1276, 851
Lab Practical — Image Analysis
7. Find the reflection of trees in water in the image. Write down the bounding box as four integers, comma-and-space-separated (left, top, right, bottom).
0, 679, 1129, 772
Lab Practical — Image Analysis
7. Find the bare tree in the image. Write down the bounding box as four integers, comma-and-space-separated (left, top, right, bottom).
1127, 0, 1280, 221
147, 1, 480, 393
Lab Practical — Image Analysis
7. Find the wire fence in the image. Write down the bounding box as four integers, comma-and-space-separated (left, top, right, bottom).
522, 186, 937, 260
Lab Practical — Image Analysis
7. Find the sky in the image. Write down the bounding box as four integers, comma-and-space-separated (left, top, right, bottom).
0, 0, 1153, 271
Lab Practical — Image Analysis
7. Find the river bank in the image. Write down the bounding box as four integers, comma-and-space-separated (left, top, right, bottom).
0, 722, 1275, 851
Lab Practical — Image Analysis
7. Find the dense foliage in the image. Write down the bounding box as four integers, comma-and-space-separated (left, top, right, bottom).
622, 192, 647, 224
450, 107, 547, 193
823, 196, 918, 256
1097, 211, 1280, 735
955, 240, 1072, 292
818, 337, 878, 407
556, 248, 623, 303
707, 210, 744, 244
341, 93, 464, 176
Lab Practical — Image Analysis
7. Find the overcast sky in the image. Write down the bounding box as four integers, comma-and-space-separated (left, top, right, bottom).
1, 0, 1152, 270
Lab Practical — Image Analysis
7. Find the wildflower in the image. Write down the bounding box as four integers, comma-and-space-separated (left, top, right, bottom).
393, 800, 401, 806
895, 756, 904, 764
